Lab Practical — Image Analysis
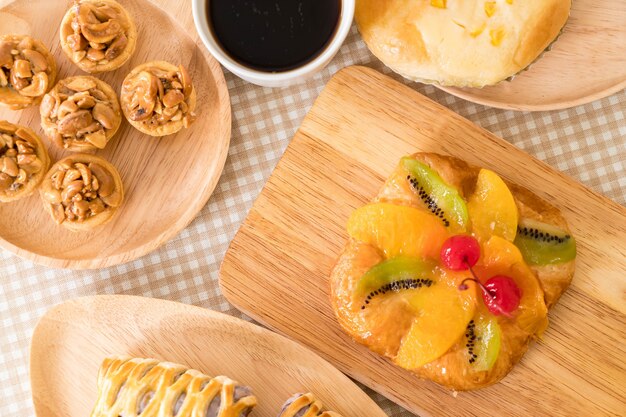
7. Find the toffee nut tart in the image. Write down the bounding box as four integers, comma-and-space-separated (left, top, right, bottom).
330, 153, 576, 390
0, 121, 49, 203
40, 154, 123, 231
120, 61, 196, 137
60, 0, 137, 74
39, 76, 122, 152
355, 0, 571, 87
0, 35, 57, 110
40, 76, 122, 152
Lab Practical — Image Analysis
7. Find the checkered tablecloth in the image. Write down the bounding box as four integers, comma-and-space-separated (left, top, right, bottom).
1, 26, 624, 417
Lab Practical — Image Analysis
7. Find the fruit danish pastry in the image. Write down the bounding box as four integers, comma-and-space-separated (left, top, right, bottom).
330, 153, 576, 390
277, 393, 342, 417
90, 356, 257, 417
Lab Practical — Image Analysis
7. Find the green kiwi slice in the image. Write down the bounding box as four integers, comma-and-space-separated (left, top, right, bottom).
514, 218, 576, 265
466, 315, 501, 371
357, 257, 436, 309
401, 157, 468, 230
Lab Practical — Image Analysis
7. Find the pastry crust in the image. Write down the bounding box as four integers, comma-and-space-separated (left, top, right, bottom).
40, 76, 122, 152
355, 0, 571, 87
278, 393, 343, 417
90, 356, 257, 417
120, 61, 197, 136
60, 0, 137, 73
39, 154, 123, 231
0, 35, 57, 110
330, 152, 575, 390
0, 121, 49, 202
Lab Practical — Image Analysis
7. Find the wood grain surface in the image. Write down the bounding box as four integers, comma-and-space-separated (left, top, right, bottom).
30, 295, 387, 417
437, 0, 626, 111
0, 0, 230, 269
220, 66, 626, 416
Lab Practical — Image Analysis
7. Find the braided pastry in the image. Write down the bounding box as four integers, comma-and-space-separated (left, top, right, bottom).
277, 393, 343, 417
90, 357, 257, 417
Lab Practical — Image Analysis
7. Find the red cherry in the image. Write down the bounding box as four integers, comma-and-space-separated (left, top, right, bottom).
440, 235, 480, 271
459, 275, 522, 317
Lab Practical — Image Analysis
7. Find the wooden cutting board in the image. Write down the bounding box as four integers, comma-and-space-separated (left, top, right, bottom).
220, 66, 626, 416
30, 295, 387, 417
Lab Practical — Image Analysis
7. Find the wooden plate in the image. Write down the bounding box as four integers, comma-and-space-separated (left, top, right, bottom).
0, 0, 230, 269
30, 295, 388, 417
220, 67, 626, 416
437, 0, 626, 111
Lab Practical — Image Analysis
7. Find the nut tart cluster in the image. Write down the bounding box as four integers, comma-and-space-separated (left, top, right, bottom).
40, 154, 123, 231
0, 121, 49, 203
278, 393, 343, 417
40, 76, 121, 152
60, 0, 137, 73
0, 35, 57, 110
90, 356, 257, 417
330, 153, 576, 390
121, 61, 196, 136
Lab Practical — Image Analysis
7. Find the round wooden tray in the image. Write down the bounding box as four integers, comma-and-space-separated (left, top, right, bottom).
30, 295, 388, 417
0, 0, 231, 269
437, 0, 626, 111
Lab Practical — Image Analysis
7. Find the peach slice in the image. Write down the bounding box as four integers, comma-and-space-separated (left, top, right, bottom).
467, 169, 518, 242
347, 203, 449, 260
394, 273, 476, 369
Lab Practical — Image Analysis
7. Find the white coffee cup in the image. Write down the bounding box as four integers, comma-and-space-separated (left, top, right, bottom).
192, 0, 355, 88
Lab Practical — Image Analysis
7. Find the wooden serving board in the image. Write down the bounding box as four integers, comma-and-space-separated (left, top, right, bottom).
0, 0, 230, 269
221, 67, 626, 416
437, 0, 626, 110
30, 295, 388, 417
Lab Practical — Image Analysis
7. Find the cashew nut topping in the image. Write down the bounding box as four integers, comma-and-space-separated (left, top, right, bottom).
0, 35, 57, 110
0, 121, 49, 203
60, 0, 137, 73
40, 155, 123, 230
121, 61, 197, 137
40, 76, 121, 152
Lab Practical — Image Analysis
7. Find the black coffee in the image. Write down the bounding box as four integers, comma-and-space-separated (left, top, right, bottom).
208, 0, 341, 72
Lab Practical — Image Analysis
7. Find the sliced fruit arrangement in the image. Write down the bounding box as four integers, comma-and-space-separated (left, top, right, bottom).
330, 153, 575, 390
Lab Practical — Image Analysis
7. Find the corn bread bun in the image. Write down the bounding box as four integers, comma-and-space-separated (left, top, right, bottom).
355, 0, 571, 87
330, 153, 575, 390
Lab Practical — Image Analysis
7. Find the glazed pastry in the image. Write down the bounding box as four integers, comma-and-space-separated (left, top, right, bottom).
0, 121, 49, 202
0, 35, 57, 110
40, 76, 121, 152
330, 153, 576, 390
120, 61, 196, 136
355, 0, 571, 87
90, 356, 257, 417
277, 393, 342, 417
40, 154, 123, 231
60, 0, 137, 73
